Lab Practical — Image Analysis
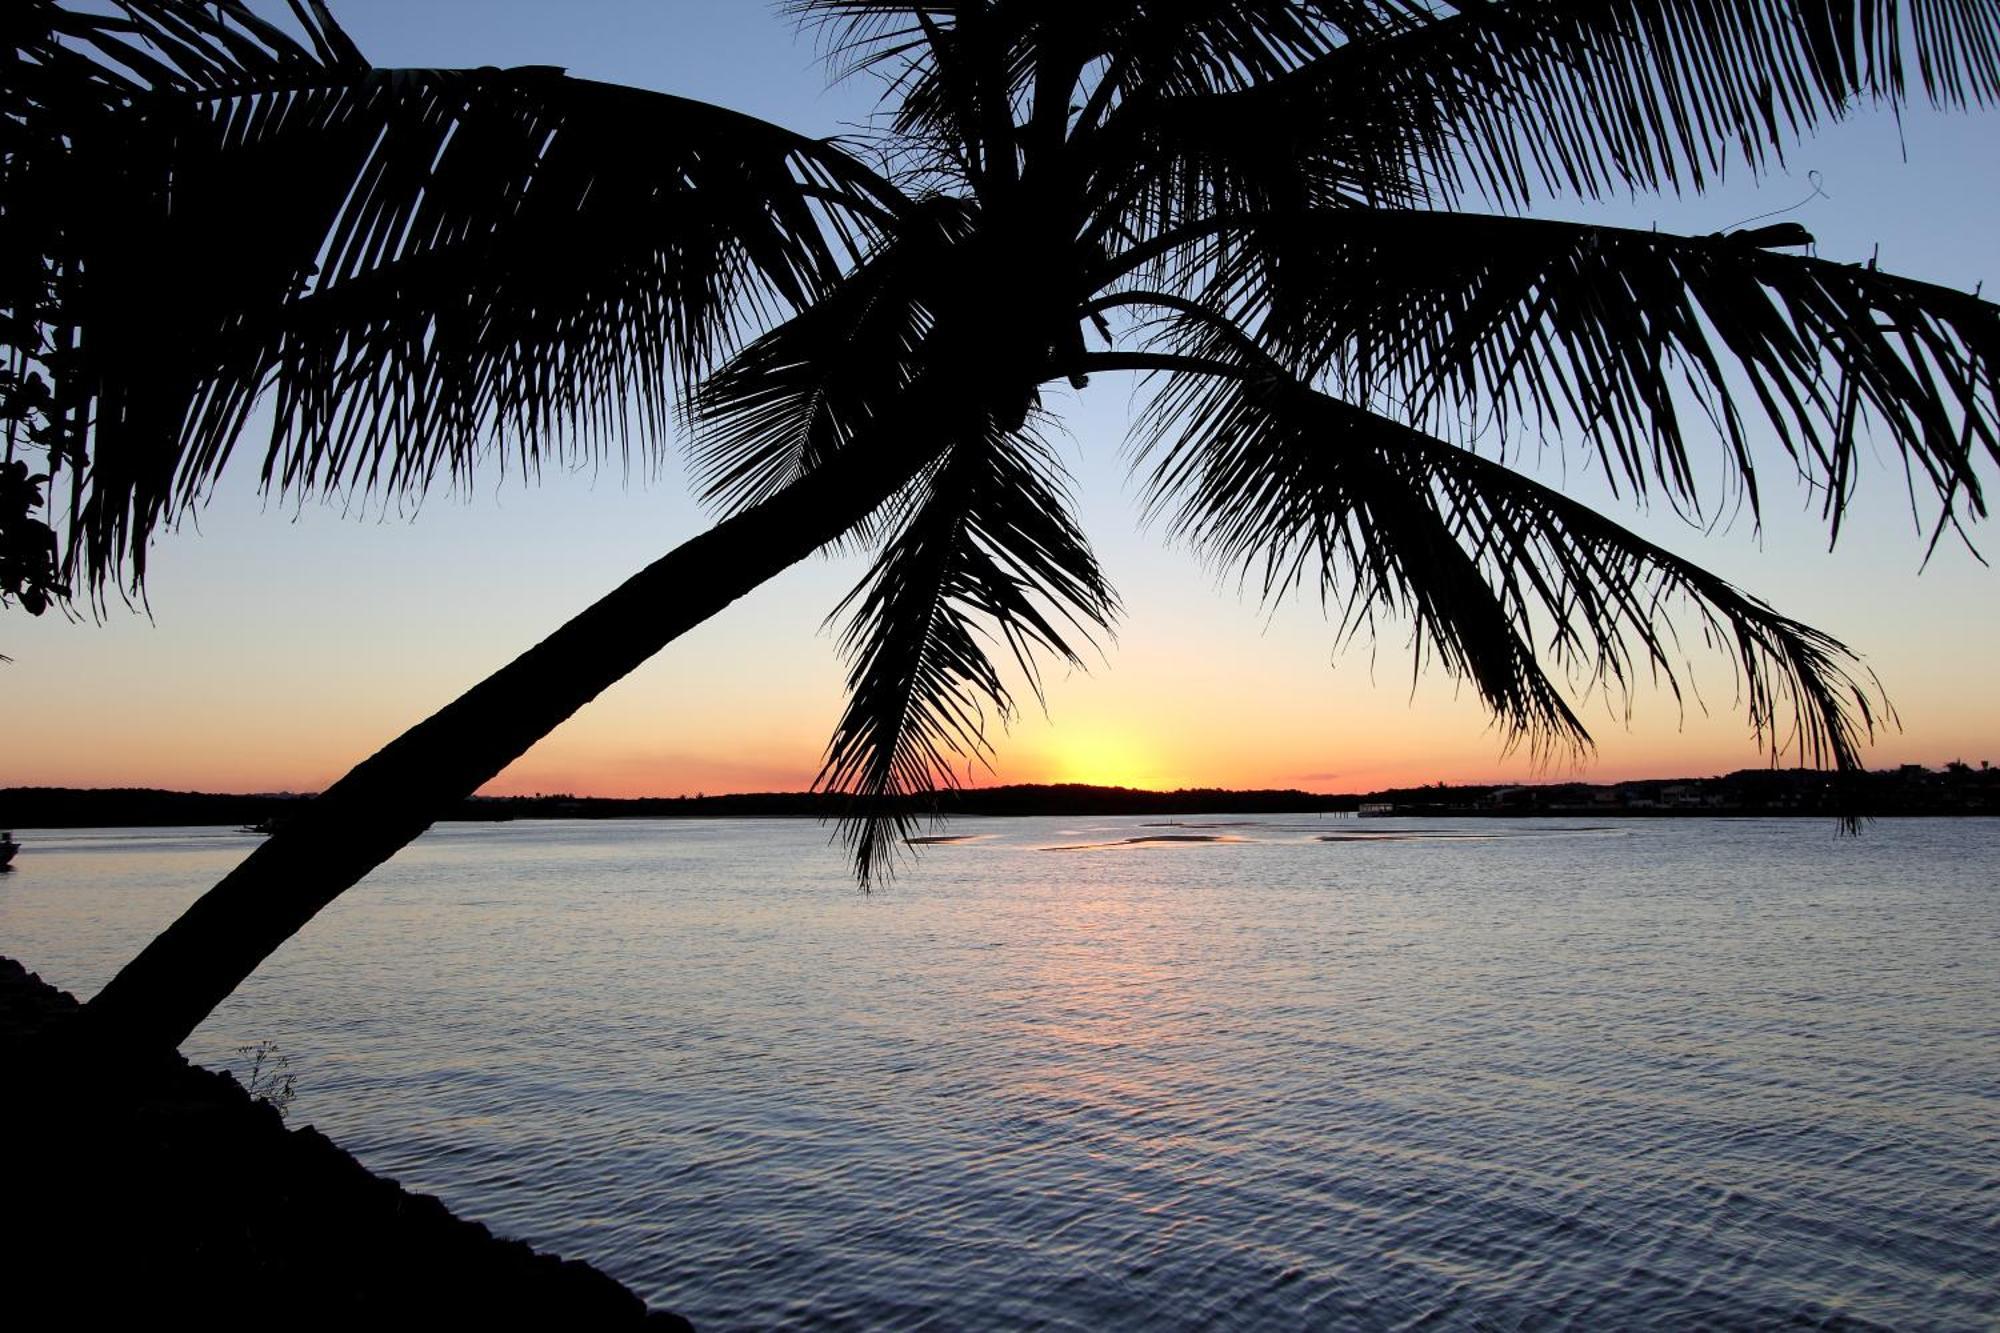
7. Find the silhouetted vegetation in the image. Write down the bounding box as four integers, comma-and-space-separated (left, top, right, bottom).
1354, 765, 2000, 817
11, 764, 1996, 829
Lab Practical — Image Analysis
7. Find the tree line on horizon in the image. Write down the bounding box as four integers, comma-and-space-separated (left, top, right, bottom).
8, 762, 1997, 827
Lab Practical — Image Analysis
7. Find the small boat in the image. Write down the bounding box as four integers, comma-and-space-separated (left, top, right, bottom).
0, 832, 18, 869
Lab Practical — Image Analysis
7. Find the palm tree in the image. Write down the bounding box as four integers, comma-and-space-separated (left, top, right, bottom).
8, 0, 1998, 1052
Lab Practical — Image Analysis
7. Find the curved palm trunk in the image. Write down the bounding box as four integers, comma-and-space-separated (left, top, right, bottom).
87, 429, 939, 1052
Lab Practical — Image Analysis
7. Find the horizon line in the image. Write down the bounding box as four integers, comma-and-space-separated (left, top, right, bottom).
6, 760, 1992, 805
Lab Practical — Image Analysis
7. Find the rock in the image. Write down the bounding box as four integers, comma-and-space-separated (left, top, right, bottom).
0, 956, 692, 1329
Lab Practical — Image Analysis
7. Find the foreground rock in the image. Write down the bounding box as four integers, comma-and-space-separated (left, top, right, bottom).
0, 957, 691, 1329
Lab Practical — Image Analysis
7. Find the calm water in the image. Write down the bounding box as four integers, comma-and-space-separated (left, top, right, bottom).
3, 817, 1995, 1330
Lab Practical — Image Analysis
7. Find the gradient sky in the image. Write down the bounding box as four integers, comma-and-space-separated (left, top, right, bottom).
4, 1, 1998, 798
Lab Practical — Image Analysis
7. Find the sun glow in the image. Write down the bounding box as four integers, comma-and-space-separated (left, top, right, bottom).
1043, 726, 1170, 790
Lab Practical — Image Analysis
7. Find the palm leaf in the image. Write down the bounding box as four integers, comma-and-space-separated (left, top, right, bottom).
789, 2, 1026, 191
1123, 323, 1886, 794
1117, 209, 2000, 544
1073, 3, 1445, 247
9, 1, 898, 598
795, 3, 1427, 198
821, 415, 1117, 883
1094, 1, 2000, 208
690, 196, 976, 517
1078, 62, 1429, 255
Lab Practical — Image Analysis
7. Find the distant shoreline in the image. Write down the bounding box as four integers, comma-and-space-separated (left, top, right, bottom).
4, 765, 1996, 828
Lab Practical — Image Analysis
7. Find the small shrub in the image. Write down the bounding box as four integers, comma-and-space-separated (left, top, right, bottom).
235, 1040, 297, 1120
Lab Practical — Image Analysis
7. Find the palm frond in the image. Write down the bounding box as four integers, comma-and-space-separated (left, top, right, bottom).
1115, 0, 2000, 207
1125, 330, 1885, 791
690, 196, 975, 517
1072, 2, 1445, 244
821, 416, 1118, 884
9, 1, 899, 599
787, 0, 949, 76
791, 3, 1425, 196
76, 0, 365, 88
1127, 209, 2000, 541
1066, 2, 1417, 104
788, 2, 1035, 192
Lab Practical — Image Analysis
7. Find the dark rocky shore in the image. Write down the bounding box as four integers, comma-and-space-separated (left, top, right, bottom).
0, 957, 691, 1329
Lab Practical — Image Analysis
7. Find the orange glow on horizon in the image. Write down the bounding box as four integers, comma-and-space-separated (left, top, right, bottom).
1035, 724, 1174, 791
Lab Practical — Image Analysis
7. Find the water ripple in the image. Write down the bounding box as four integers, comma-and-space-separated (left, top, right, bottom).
3, 816, 1995, 1330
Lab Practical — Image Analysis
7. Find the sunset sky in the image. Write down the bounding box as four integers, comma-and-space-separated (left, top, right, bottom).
4, 1, 1998, 798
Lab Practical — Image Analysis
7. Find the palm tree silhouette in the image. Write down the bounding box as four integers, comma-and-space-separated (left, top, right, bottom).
7, 1, 1997, 1050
